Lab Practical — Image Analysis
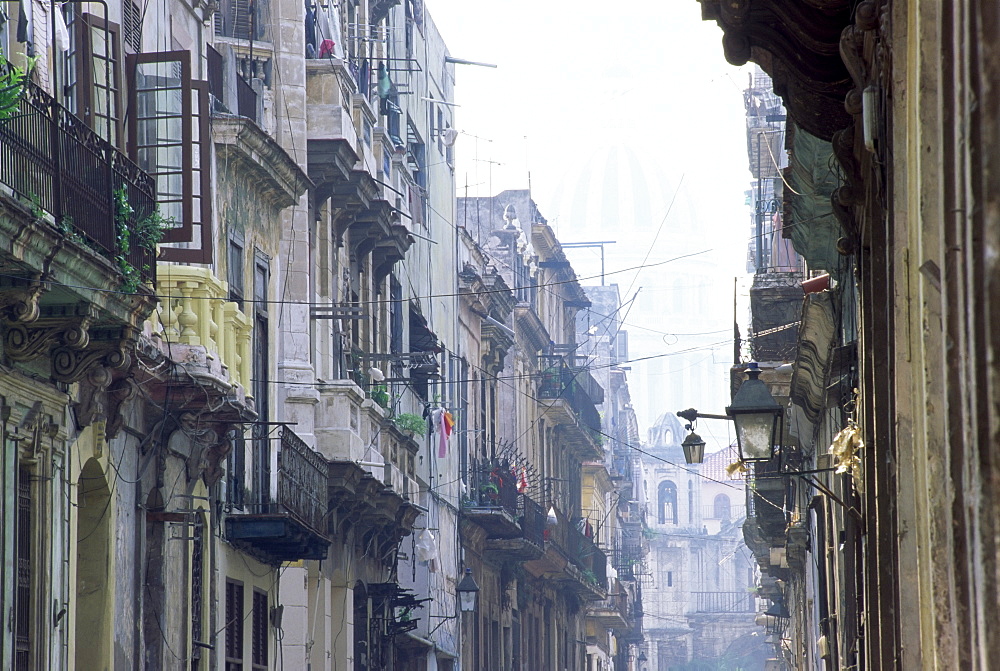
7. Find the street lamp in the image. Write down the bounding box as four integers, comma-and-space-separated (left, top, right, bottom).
681, 431, 706, 464
457, 568, 480, 613
726, 362, 783, 462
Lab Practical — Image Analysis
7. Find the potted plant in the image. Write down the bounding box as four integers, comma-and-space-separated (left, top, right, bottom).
370, 384, 390, 408
394, 413, 426, 437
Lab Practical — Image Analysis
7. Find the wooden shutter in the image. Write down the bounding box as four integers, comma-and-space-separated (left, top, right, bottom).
225, 580, 244, 670
251, 590, 268, 670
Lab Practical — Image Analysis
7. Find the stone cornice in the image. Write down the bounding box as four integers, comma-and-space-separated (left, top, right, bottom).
514, 304, 551, 355
698, 0, 853, 141
212, 115, 313, 209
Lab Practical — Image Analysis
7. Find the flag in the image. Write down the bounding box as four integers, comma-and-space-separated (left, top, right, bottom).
517, 465, 528, 494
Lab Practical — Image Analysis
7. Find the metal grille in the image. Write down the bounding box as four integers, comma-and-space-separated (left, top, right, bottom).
0, 60, 157, 283
236, 75, 258, 123
15, 468, 31, 670
273, 427, 329, 535
251, 590, 268, 669
225, 580, 244, 670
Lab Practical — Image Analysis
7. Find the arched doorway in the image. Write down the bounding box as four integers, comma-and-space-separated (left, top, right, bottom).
76, 458, 111, 670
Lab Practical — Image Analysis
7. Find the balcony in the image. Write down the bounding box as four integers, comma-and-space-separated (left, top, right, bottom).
0, 65, 156, 286
692, 591, 757, 614
226, 428, 330, 563
587, 579, 632, 629
538, 358, 604, 459
743, 459, 789, 578
611, 542, 646, 582
484, 493, 546, 561
463, 458, 520, 538
148, 265, 252, 395
327, 460, 422, 564
524, 505, 608, 600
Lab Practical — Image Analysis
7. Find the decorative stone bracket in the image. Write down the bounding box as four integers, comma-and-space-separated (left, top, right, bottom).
0, 274, 48, 323
3, 302, 136, 384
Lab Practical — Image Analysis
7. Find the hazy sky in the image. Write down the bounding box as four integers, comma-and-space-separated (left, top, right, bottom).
428, 0, 754, 449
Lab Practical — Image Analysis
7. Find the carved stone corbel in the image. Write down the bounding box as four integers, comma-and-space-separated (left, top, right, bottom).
201, 422, 236, 487
4, 305, 97, 363
0, 275, 48, 323
73, 366, 113, 429
106, 377, 139, 440
51, 326, 136, 384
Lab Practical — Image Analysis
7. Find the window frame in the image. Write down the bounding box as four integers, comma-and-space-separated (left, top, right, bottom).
126, 50, 213, 262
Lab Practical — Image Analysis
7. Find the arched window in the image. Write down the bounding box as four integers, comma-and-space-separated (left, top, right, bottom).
658, 481, 678, 525
714, 493, 732, 520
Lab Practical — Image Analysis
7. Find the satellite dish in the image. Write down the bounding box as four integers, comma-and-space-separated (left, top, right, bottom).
441, 128, 459, 147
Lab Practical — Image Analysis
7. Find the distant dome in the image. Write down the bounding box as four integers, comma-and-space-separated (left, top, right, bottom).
648, 412, 687, 448
547, 141, 688, 235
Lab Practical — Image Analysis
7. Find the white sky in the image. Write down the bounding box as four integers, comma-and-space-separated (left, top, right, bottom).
428, 0, 755, 449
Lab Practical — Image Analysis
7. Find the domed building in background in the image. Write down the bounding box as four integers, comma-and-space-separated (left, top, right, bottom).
635, 413, 770, 669
544, 139, 747, 452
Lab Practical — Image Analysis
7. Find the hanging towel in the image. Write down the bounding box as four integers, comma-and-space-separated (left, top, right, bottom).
318, 39, 335, 59
53, 5, 69, 53
517, 465, 528, 494
377, 61, 391, 99
16, 0, 30, 45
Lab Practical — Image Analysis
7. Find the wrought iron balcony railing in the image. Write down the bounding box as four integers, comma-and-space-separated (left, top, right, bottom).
537, 357, 604, 449
692, 591, 757, 613
567, 524, 608, 589
226, 427, 329, 563
468, 458, 519, 515
0, 62, 157, 284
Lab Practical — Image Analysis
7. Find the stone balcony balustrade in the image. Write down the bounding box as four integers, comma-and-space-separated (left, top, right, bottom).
148, 264, 252, 394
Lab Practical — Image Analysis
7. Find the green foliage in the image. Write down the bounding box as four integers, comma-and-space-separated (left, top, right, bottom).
394, 413, 427, 436
0, 53, 31, 121
26, 192, 44, 219
371, 384, 390, 408
113, 186, 167, 292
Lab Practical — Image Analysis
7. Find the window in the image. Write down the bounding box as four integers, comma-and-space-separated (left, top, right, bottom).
713, 494, 732, 520
128, 50, 213, 262
225, 580, 245, 670
251, 254, 270, 506
214, 0, 266, 40
667, 570, 673, 587
658, 480, 677, 525
251, 590, 268, 670
63, 12, 124, 145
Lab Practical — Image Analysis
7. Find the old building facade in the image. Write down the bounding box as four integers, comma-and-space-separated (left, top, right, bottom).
0, 1, 649, 666
699, 1, 1000, 669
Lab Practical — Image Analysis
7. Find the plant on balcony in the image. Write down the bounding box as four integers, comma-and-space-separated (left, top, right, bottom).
0, 53, 33, 121
113, 186, 167, 292
371, 383, 390, 408
479, 482, 499, 501
581, 568, 598, 586
393, 413, 426, 437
